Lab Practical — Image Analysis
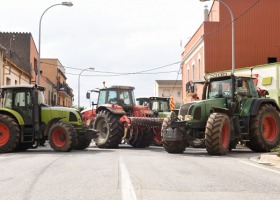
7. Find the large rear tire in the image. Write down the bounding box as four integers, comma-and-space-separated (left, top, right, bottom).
0, 115, 20, 153
248, 104, 280, 152
93, 110, 123, 148
205, 113, 230, 155
49, 121, 77, 152
162, 116, 188, 154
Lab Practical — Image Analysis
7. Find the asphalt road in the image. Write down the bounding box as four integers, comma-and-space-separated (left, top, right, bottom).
0, 143, 280, 200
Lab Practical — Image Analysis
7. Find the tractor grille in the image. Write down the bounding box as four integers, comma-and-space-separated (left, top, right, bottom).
179, 103, 195, 117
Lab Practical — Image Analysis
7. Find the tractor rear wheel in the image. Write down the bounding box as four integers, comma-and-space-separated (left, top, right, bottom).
93, 110, 123, 148
248, 104, 280, 152
49, 121, 77, 152
205, 113, 230, 155
0, 114, 20, 153
162, 116, 188, 153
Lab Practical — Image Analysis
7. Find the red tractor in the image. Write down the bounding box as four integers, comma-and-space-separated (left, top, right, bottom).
81, 85, 160, 148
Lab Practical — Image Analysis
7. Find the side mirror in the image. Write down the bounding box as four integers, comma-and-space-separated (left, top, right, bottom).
191, 85, 195, 93
86, 92, 90, 99
186, 81, 195, 93
237, 79, 242, 87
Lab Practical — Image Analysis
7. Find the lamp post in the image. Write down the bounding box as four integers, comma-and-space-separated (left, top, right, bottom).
37, 2, 73, 85
200, 0, 235, 74
78, 68, 95, 109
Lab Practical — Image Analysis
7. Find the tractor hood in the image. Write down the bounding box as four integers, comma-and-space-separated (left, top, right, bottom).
180, 98, 227, 123
41, 106, 83, 126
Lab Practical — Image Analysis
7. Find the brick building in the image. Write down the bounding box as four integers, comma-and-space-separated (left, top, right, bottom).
0, 32, 73, 107
182, 0, 280, 100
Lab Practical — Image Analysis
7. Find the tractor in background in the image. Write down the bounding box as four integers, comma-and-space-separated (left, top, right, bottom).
0, 85, 96, 153
82, 85, 160, 148
162, 74, 280, 155
136, 96, 171, 145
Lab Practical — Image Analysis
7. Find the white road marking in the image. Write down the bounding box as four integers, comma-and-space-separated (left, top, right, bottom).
119, 156, 137, 200
239, 160, 280, 175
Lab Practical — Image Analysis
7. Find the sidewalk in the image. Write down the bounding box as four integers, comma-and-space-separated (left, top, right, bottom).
259, 152, 280, 168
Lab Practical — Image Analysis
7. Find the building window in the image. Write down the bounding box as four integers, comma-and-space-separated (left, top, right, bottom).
177, 90, 181, 97
268, 57, 277, 63
198, 59, 201, 80
6, 77, 11, 85
192, 64, 195, 79
15, 80, 18, 85
163, 89, 170, 97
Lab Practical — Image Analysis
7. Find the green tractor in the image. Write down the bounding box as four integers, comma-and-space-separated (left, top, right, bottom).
162, 74, 280, 155
136, 97, 171, 118
0, 85, 97, 153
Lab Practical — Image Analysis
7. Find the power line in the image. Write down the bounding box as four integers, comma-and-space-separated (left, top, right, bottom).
65, 70, 180, 77
40, 60, 181, 76
171, 64, 182, 96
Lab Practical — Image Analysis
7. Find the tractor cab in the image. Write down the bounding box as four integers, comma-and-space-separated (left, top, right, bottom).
96, 86, 135, 113
136, 97, 170, 117
1, 85, 45, 124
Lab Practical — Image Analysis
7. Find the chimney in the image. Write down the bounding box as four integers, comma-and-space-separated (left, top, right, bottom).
204, 5, 209, 21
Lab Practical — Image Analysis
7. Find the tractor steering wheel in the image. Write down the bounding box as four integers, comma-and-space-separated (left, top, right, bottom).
222, 91, 231, 97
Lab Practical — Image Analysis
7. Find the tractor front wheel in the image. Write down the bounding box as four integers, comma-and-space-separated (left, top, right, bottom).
248, 104, 280, 152
162, 116, 188, 153
163, 141, 187, 154
75, 137, 92, 150
205, 113, 230, 155
0, 114, 20, 153
49, 122, 77, 152
93, 110, 123, 148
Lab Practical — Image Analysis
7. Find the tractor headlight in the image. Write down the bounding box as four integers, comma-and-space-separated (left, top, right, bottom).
185, 115, 193, 121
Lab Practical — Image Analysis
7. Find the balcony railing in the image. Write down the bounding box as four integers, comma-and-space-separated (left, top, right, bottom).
58, 83, 73, 97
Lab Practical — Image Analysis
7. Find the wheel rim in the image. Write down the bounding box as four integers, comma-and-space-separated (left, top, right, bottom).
262, 115, 277, 142
97, 118, 108, 139
221, 123, 229, 148
52, 128, 66, 147
0, 123, 10, 146
153, 128, 161, 143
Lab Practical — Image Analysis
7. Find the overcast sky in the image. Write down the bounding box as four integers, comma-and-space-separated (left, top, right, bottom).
1, 0, 212, 108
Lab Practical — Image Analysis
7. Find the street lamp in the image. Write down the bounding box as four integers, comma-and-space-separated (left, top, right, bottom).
78, 68, 95, 109
200, 0, 235, 74
37, 2, 73, 85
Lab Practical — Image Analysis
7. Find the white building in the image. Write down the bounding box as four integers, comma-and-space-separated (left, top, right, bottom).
154, 80, 182, 108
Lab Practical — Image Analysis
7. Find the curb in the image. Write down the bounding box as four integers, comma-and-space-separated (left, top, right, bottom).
260, 153, 280, 167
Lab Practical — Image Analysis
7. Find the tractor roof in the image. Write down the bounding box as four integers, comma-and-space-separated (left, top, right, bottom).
136, 97, 170, 100
209, 75, 256, 81
1, 84, 45, 91
102, 85, 135, 90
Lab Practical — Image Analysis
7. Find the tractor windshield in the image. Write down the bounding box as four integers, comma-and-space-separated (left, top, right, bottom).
150, 99, 170, 112
208, 79, 232, 98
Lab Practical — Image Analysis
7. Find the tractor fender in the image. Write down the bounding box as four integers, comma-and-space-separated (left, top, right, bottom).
96, 105, 126, 115
211, 107, 231, 116
249, 98, 280, 116
0, 108, 25, 125
43, 117, 64, 137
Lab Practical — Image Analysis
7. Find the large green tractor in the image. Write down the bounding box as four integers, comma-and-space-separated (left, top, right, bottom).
0, 85, 97, 153
162, 75, 280, 155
